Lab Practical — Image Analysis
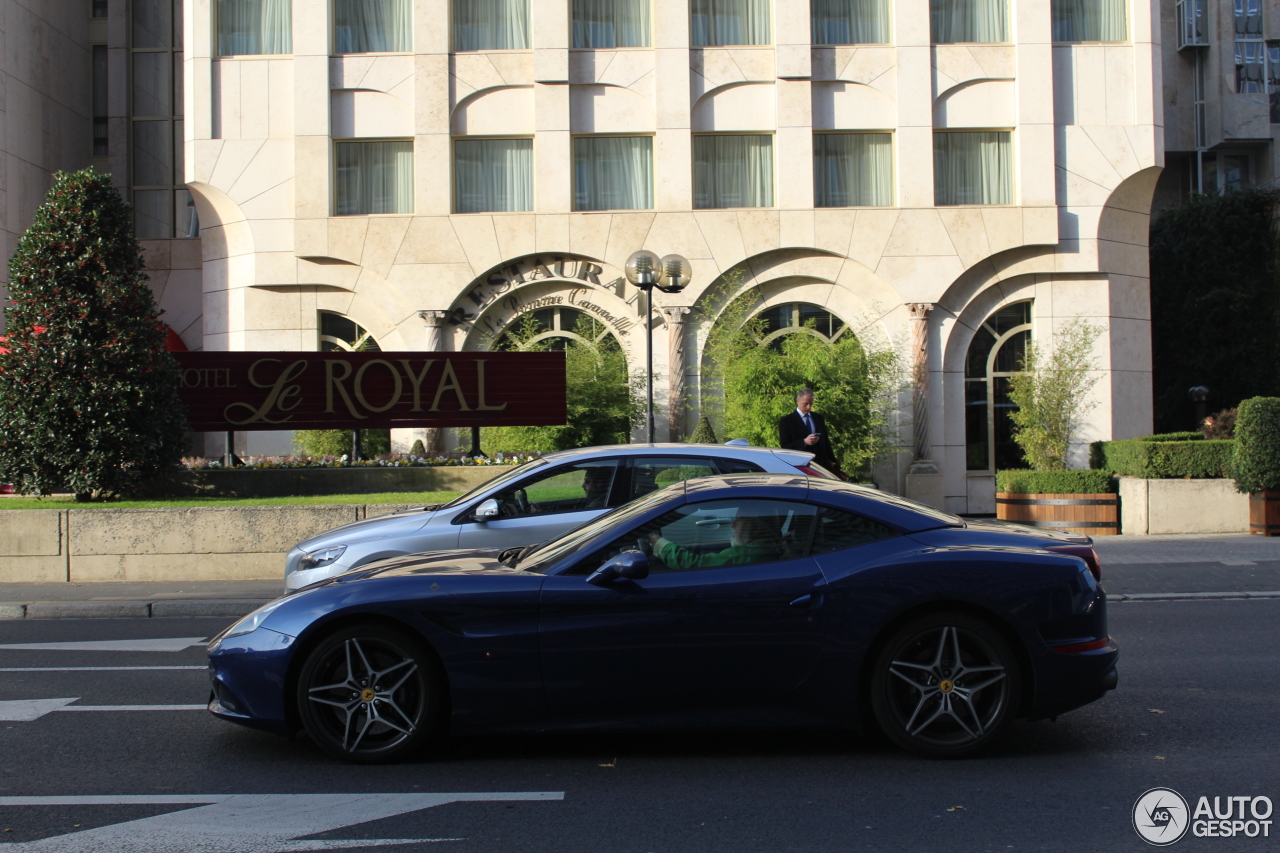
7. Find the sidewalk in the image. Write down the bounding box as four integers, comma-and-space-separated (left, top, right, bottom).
0, 579, 281, 619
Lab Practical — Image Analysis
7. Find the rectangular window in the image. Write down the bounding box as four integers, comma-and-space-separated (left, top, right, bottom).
1176, 0, 1206, 48
813, 132, 893, 207
574, 136, 653, 211
931, 0, 1008, 43
217, 0, 292, 55
454, 138, 533, 213
573, 0, 650, 47
1051, 0, 1126, 41
93, 0, 108, 18
1237, 41, 1266, 92
92, 45, 108, 157
933, 131, 1012, 205
335, 140, 414, 215
133, 0, 171, 47
812, 0, 890, 44
335, 0, 412, 53
454, 0, 531, 50
691, 0, 771, 46
693, 134, 774, 209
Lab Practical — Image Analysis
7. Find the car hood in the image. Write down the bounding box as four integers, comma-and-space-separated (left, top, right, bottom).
296, 505, 442, 550
336, 548, 526, 582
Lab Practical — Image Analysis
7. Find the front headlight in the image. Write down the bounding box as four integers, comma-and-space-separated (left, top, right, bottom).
224, 598, 290, 638
298, 544, 347, 572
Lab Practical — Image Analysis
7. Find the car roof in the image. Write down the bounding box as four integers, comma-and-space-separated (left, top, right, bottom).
531, 443, 814, 464
677, 473, 964, 533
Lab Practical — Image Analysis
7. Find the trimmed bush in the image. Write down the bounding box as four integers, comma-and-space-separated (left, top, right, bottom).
1230, 397, 1280, 493
689, 416, 718, 444
1138, 431, 1203, 442
996, 469, 1114, 494
1090, 438, 1235, 478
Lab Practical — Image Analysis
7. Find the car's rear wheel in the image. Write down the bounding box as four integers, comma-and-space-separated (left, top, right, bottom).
297, 624, 441, 763
870, 612, 1020, 758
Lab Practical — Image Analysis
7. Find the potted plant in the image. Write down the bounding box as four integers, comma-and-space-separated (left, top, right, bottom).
1231, 397, 1280, 535
996, 319, 1118, 535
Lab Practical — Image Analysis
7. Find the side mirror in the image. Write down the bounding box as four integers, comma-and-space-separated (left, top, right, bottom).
586, 550, 650, 587
474, 498, 500, 521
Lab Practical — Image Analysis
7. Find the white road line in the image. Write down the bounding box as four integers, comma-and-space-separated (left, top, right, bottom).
0, 792, 565, 853
0, 638, 206, 652
0, 699, 207, 720
0, 660, 207, 666
55, 705, 207, 712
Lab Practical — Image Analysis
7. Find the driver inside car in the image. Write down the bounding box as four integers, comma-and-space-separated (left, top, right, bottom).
646, 514, 783, 570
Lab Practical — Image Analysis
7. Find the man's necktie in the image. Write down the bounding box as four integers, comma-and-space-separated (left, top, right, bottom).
804, 414, 814, 434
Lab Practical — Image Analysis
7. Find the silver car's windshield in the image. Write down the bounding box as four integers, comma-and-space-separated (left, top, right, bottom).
519, 485, 679, 573
440, 459, 547, 509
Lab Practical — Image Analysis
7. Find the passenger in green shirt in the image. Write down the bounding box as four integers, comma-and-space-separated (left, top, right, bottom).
647, 514, 783, 570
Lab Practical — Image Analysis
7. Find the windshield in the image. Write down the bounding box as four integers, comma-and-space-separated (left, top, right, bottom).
519, 485, 681, 573
440, 459, 547, 509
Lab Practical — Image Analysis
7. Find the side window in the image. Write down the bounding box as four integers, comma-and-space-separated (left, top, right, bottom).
576, 498, 817, 574
490, 460, 619, 518
716, 458, 765, 474
629, 456, 717, 501
810, 505, 899, 554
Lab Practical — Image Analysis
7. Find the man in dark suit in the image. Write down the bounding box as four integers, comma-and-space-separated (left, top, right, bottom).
778, 388, 844, 477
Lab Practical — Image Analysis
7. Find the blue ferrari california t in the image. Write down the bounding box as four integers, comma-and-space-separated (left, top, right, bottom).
207, 474, 1118, 762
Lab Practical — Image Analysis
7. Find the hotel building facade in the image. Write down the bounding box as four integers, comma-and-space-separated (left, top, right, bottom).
3, 0, 1164, 514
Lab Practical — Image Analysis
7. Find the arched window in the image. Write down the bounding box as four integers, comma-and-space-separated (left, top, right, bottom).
751, 302, 848, 350
319, 312, 381, 352
495, 306, 617, 352
964, 301, 1031, 471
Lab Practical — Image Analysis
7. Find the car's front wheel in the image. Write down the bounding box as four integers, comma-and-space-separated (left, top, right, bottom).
870, 612, 1021, 758
297, 624, 442, 763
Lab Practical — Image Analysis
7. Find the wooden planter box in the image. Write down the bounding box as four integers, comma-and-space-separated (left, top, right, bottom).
996, 493, 1120, 536
1249, 490, 1280, 535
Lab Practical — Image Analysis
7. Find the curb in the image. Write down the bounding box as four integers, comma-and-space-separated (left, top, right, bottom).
1108, 590, 1280, 601
0, 600, 269, 620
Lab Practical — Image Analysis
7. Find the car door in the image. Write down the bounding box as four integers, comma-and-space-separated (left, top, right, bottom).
455, 459, 623, 551
537, 497, 828, 722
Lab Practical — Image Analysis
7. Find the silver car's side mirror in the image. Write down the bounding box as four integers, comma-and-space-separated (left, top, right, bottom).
474, 498, 500, 521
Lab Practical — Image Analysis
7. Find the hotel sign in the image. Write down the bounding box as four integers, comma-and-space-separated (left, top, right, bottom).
174, 351, 566, 432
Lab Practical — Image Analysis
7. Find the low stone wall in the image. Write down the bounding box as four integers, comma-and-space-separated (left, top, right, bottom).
0, 503, 428, 583
1118, 478, 1249, 535
139, 465, 516, 497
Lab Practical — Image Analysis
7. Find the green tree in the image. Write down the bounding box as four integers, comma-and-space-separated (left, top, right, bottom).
0, 169, 188, 500
481, 314, 642, 453
700, 276, 906, 473
1006, 318, 1101, 471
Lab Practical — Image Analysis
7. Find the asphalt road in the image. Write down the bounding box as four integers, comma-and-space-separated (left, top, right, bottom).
0, 556, 1277, 851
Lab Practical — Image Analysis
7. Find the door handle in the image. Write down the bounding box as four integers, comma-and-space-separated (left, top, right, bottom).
789, 593, 824, 608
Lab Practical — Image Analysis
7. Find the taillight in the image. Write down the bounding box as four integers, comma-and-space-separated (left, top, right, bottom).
1050, 637, 1111, 654
793, 465, 827, 478
1047, 545, 1102, 582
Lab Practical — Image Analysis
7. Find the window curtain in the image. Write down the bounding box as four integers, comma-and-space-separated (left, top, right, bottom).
812, 0, 890, 44
217, 0, 292, 55
574, 137, 653, 211
573, 0, 651, 47
691, 0, 771, 46
693, 135, 774, 209
1050, 0, 1127, 41
930, 0, 1007, 43
455, 138, 534, 213
335, 141, 414, 215
813, 133, 892, 207
335, 0, 412, 52
454, 0, 531, 50
933, 131, 1011, 205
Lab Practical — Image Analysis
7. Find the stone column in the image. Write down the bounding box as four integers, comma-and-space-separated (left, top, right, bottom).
905, 303, 945, 508
663, 307, 693, 441
419, 310, 450, 455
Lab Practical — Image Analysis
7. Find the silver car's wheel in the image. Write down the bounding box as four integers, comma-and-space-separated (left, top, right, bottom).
297, 625, 441, 763
870, 613, 1020, 758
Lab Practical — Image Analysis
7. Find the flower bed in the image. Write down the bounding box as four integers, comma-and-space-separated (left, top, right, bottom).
180, 452, 538, 470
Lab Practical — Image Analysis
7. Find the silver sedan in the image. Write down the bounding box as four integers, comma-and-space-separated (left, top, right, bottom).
284, 443, 835, 589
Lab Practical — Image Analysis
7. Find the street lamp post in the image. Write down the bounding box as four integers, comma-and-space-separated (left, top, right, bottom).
624, 250, 693, 443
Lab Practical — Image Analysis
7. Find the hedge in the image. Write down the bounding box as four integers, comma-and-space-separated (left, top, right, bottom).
1138, 431, 1203, 442
996, 469, 1115, 494
1230, 397, 1280, 493
1089, 438, 1236, 479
